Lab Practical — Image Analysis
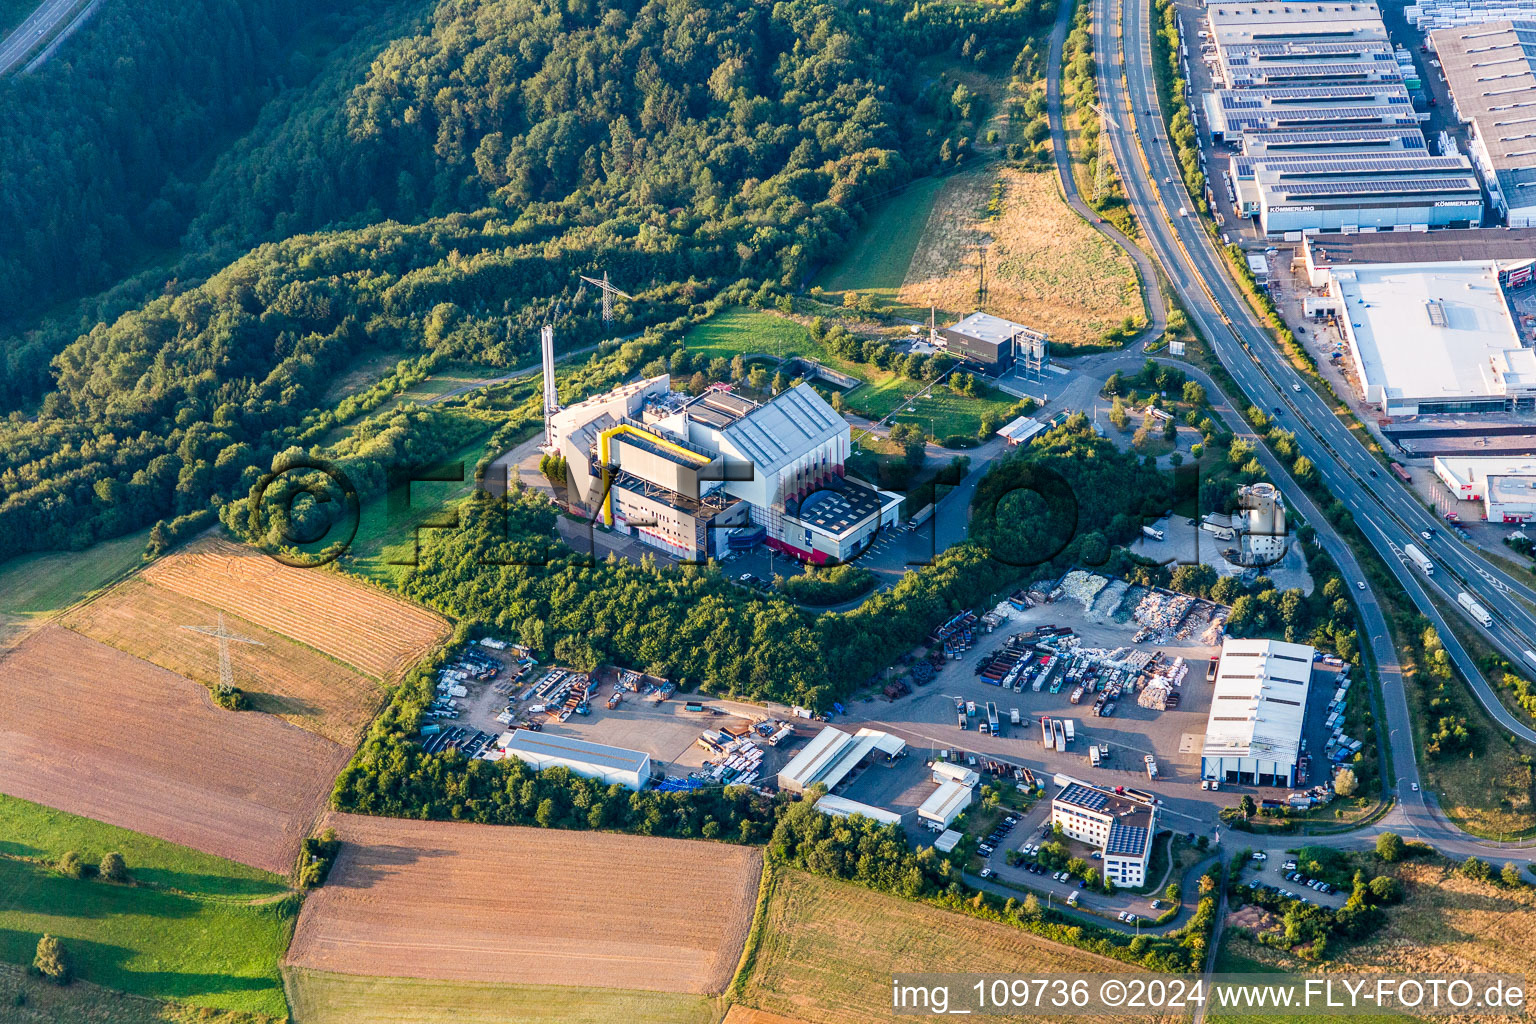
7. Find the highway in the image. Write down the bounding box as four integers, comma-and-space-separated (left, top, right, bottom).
0, 0, 77, 75
1091, 0, 1536, 855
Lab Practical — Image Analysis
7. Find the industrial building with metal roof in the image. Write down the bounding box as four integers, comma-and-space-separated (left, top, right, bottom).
1301, 226, 1536, 284
1318, 259, 1531, 414
776, 725, 906, 794
939, 311, 1050, 374
813, 794, 904, 827
1432, 20, 1536, 226
1411, 0, 1536, 31
496, 730, 653, 790
1434, 454, 1536, 521
1201, 638, 1316, 788
1241, 126, 1428, 156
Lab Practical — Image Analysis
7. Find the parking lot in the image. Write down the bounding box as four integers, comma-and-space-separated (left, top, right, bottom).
840, 594, 1230, 835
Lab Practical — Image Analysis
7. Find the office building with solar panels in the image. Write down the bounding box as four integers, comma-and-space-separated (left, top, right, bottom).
555, 375, 902, 564
1050, 780, 1158, 886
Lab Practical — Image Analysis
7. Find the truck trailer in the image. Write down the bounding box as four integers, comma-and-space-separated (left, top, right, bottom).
1458, 592, 1493, 628
986, 701, 1001, 735
1141, 525, 1165, 541
1404, 543, 1434, 576
1063, 719, 1075, 744
1052, 718, 1067, 750
1041, 716, 1054, 750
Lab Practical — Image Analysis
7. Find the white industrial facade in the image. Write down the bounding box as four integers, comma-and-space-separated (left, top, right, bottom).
1201, 638, 1316, 788
814, 794, 904, 827
1050, 780, 1157, 886
1434, 455, 1536, 521
497, 730, 651, 790
1322, 260, 1530, 414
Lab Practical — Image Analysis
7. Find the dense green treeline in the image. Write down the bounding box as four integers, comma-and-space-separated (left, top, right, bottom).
2, 0, 1054, 559
0, 0, 393, 402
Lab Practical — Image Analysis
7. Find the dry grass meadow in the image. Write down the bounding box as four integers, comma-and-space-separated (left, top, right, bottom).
143, 535, 448, 680
736, 869, 1175, 1024
62, 577, 386, 744
896, 168, 1143, 346
286, 815, 763, 994
0, 624, 348, 874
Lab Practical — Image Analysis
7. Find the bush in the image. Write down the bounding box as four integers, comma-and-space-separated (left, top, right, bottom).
32, 936, 69, 985
1375, 832, 1403, 863
1368, 875, 1403, 904
98, 852, 127, 883
298, 828, 342, 889
55, 851, 85, 880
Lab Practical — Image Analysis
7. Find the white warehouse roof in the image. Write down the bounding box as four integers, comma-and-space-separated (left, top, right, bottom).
1327, 260, 1525, 410
498, 730, 651, 784
1202, 638, 1316, 765
917, 780, 973, 825
814, 795, 904, 826
776, 725, 904, 793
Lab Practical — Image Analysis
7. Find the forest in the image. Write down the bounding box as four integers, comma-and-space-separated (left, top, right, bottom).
1, 0, 1055, 558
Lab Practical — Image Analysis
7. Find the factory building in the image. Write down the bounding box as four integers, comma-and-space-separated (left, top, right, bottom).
814, 794, 904, 827
1432, 21, 1536, 227
1208, 1, 1389, 52
1217, 40, 1404, 90
1411, 0, 1536, 30
556, 376, 901, 564
940, 311, 1049, 375
1201, 638, 1316, 789
1240, 126, 1429, 158
776, 726, 906, 794
1433, 455, 1536, 521
1228, 153, 1483, 232
1049, 780, 1157, 887
496, 730, 652, 790
1301, 226, 1536, 286
1314, 259, 1532, 414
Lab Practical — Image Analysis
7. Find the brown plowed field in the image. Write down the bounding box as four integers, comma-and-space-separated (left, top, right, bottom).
143, 535, 448, 680
62, 579, 386, 744
0, 625, 349, 874
287, 814, 763, 994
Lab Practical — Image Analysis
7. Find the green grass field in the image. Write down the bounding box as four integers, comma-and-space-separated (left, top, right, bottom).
283, 969, 721, 1024
816, 176, 947, 304
0, 857, 296, 1019
0, 962, 271, 1024
0, 795, 286, 899
0, 528, 150, 641
683, 308, 1017, 441
336, 425, 497, 586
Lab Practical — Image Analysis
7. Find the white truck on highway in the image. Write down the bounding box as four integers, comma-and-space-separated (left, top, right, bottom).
1458, 591, 1493, 628
1404, 543, 1434, 576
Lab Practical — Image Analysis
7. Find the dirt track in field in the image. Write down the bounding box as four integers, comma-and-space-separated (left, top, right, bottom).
63, 578, 386, 744
287, 814, 763, 994
0, 625, 348, 874
143, 535, 449, 681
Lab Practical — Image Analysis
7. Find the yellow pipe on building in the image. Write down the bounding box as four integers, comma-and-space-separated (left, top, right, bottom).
597, 423, 711, 526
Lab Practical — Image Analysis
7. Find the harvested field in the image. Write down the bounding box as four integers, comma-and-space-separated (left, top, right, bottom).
284, 969, 720, 1024
739, 869, 1174, 1024
143, 534, 449, 680
897, 168, 1143, 347
722, 1007, 811, 1024
287, 814, 762, 994
0, 625, 348, 874
62, 578, 386, 744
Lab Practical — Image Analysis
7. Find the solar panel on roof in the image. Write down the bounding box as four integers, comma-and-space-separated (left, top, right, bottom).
1277, 175, 1480, 195
1106, 823, 1149, 857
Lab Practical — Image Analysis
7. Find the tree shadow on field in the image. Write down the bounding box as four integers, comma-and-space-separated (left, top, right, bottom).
330, 842, 456, 891
0, 927, 281, 1004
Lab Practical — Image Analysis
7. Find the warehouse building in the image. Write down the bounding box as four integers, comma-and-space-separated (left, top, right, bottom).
557, 377, 902, 563
1201, 638, 1316, 788
497, 730, 652, 790
776, 725, 906, 794
1302, 226, 1536, 286
1241, 127, 1429, 158
940, 311, 1049, 374
814, 794, 904, 827
1433, 21, 1536, 227
1433, 455, 1536, 521
1320, 259, 1531, 414
1206, 82, 1418, 140
917, 779, 974, 829
1218, 40, 1404, 89
1049, 780, 1158, 887
1228, 153, 1483, 232
1209, 1, 1389, 53
1411, 0, 1536, 31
